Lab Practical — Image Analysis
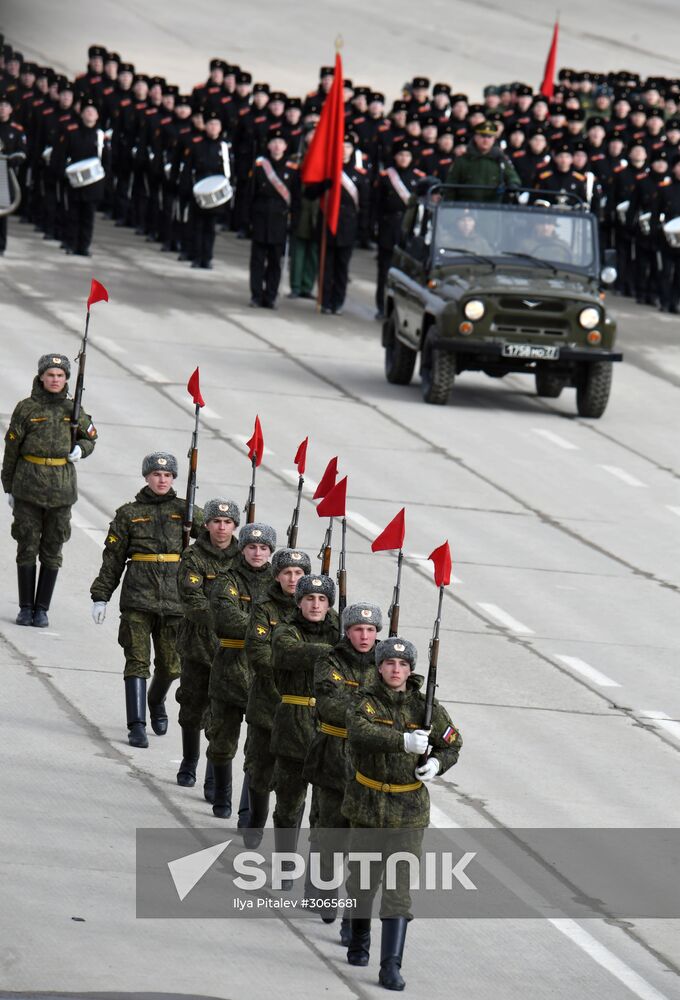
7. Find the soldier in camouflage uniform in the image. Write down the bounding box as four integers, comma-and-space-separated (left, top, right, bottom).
270, 573, 339, 874
303, 602, 381, 930
175, 498, 241, 796
242, 546, 311, 848
90, 452, 201, 748
343, 636, 462, 991
207, 522, 276, 819
2, 354, 97, 627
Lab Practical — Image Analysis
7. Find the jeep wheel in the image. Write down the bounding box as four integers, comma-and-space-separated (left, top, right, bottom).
421, 347, 456, 405
576, 361, 613, 418
384, 316, 417, 385
535, 368, 567, 398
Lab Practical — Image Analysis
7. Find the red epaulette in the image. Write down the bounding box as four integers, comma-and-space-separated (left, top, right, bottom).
421, 147, 434, 155
378, 122, 390, 131
539, 170, 552, 179
379, 169, 388, 177
145, 107, 157, 115
103, 86, 114, 95
512, 149, 526, 158
255, 115, 266, 123
91, 75, 102, 83
635, 172, 647, 180
439, 157, 452, 165
42, 106, 54, 115
135, 102, 146, 109
67, 123, 78, 131
355, 166, 367, 174
120, 98, 131, 107
285, 160, 299, 169
11, 122, 24, 131
208, 86, 220, 94
660, 176, 672, 186
613, 163, 626, 172
413, 168, 425, 177
220, 95, 232, 104
573, 171, 586, 181
354, 116, 365, 124
160, 116, 172, 125
306, 89, 316, 98
192, 135, 203, 143
239, 106, 249, 116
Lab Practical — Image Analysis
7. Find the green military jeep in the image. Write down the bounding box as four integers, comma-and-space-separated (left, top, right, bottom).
383, 187, 622, 417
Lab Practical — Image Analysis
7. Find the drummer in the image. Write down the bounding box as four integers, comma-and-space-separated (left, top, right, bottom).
186, 109, 231, 270
52, 97, 105, 256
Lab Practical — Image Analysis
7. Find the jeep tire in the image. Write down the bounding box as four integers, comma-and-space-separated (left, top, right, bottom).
576, 361, 612, 418
421, 337, 456, 405
384, 315, 417, 385
535, 368, 567, 398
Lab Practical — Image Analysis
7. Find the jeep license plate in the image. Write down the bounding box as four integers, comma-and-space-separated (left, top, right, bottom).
502, 343, 560, 360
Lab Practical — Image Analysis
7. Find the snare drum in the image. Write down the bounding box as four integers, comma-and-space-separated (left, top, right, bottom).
663, 217, 680, 249
65, 157, 105, 188
193, 174, 233, 209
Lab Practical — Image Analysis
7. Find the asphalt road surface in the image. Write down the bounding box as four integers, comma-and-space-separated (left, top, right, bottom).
2, 8, 680, 1000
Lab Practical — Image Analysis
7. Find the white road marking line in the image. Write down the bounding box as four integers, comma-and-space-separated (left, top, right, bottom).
184, 399, 222, 421
71, 510, 106, 546
532, 429, 580, 451
477, 603, 534, 634
666, 506, 680, 517
346, 511, 382, 535
97, 335, 126, 355
230, 433, 275, 456
134, 364, 171, 384
549, 919, 672, 1000
639, 710, 680, 742
555, 655, 621, 688
600, 465, 647, 488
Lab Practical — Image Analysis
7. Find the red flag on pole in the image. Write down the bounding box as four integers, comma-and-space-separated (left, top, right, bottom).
87, 278, 108, 311
301, 52, 345, 234
294, 437, 308, 475
313, 456, 338, 499
246, 415, 264, 467
428, 541, 452, 587
540, 19, 559, 98
316, 476, 347, 518
371, 508, 406, 552
187, 367, 205, 408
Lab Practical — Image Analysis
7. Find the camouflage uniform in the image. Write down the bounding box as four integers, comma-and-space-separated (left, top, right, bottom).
206, 554, 272, 765
243, 580, 297, 792
270, 608, 339, 828
90, 485, 200, 679
175, 529, 240, 729
2, 376, 97, 567
343, 673, 462, 918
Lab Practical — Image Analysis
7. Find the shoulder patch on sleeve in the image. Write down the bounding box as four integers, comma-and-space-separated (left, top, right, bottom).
255, 624, 268, 636
442, 724, 459, 745
105, 532, 119, 547
185, 570, 203, 588
362, 700, 376, 716
331, 669, 344, 682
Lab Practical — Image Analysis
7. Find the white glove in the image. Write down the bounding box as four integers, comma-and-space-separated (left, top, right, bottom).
6, 493, 13, 509
67, 445, 82, 463
403, 729, 430, 755
92, 601, 107, 624
415, 758, 440, 782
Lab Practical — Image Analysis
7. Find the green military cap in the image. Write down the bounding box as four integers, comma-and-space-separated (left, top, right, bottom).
474, 120, 499, 136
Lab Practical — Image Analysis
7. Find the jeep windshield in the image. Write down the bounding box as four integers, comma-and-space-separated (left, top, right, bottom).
434, 204, 596, 273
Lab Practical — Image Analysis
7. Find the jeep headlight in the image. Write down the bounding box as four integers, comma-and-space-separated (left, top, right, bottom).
579, 307, 600, 330
464, 299, 485, 321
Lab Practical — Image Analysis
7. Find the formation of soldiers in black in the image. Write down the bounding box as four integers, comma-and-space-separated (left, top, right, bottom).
2, 37, 680, 310
3, 348, 463, 991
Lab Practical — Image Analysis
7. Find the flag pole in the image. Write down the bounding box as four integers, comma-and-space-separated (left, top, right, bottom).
317, 191, 329, 311
388, 549, 403, 637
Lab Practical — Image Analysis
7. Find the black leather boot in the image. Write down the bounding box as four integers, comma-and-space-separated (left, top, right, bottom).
176, 727, 200, 786
347, 918, 372, 966
340, 916, 352, 947
148, 674, 173, 735
237, 773, 251, 829
124, 677, 149, 748
203, 760, 215, 802
212, 762, 232, 818
378, 917, 408, 991
274, 825, 300, 891
32, 565, 59, 627
243, 788, 270, 849
16, 564, 36, 626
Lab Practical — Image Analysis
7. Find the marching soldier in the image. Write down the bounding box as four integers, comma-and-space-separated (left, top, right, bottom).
270, 574, 339, 875
186, 108, 230, 268
611, 143, 648, 296
175, 498, 240, 795
627, 148, 671, 305
90, 453, 201, 748
343, 636, 462, 991
207, 522, 276, 819
2, 354, 97, 627
533, 143, 588, 203
657, 153, 680, 313
374, 140, 423, 319
52, 97, 105, 255
243, 547, 312, 846
247, 129, 300, 308
0, 91, 26, 254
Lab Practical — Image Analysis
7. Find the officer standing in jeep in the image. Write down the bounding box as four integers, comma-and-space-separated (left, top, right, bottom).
445, 120, 520, 201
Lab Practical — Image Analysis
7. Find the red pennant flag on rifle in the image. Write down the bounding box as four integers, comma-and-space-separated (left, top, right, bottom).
294, 437, 309, 476
187, 367, 205, 408
540, 18, 559, 99
371, 508, 406, 552
87, 278, 108, 311
316, 476, 347, 518
246, 415, 264, 467
428, 540, 452, 587
301, 52, 345, 234
313, 456, 338, 499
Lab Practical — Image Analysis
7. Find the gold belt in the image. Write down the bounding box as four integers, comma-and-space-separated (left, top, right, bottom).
23, 454, 67, 466
355, 771, 422, 794
281, 695, 316, 707
219, 638, 246, 649
130, 553, 181, 562
319, 722, 348, 738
